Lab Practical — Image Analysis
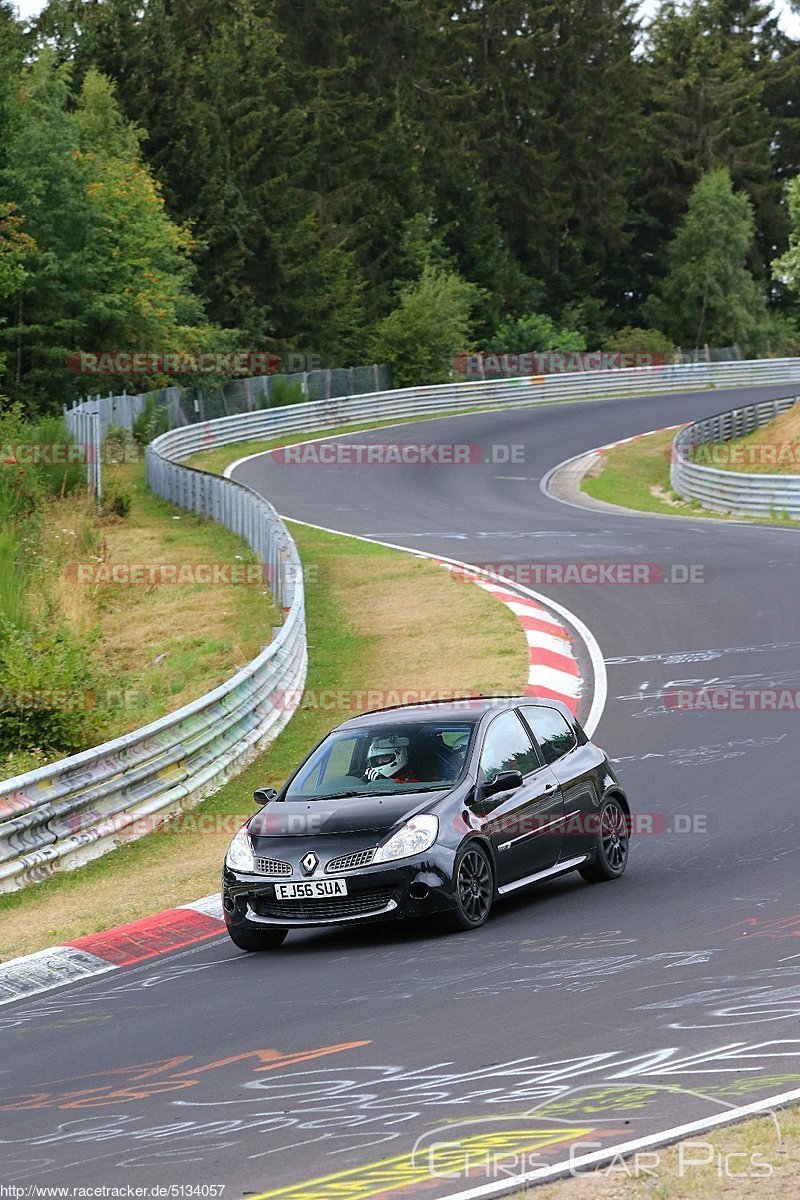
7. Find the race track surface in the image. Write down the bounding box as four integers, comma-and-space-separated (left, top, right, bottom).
4, 384, 800, 1198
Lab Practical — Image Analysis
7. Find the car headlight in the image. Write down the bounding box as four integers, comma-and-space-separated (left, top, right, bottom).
373, 815, 438, 864
226, 826, 255, 872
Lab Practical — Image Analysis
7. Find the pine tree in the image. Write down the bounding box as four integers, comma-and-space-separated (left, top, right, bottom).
644, 167, 767, 348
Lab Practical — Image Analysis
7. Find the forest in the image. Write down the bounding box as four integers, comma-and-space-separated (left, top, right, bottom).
2, 0, 800, 411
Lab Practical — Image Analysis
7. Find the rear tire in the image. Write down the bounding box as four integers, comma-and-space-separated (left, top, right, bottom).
227, 924, 288, 951
447, 842, 494, 931
580, 796, 630, 883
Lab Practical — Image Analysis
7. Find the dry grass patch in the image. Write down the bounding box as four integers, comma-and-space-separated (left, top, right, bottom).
33, 461, 276, 741
708, 402, 800, 474
525, 1104, 799, 1199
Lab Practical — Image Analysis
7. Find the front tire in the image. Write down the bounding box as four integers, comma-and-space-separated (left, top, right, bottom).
227, 924, 288, 952
448, 842, 494, 931
580, 796, 630, 883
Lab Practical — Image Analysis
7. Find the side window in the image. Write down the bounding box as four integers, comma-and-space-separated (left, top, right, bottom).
479, 711, 539, 783
520, 706, 576, 766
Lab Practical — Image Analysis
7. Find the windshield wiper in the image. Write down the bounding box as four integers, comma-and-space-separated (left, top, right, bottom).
305, 790, 366, 800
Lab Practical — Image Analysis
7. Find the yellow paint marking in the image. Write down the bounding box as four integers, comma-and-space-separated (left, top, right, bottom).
249, 1127, 592, 1200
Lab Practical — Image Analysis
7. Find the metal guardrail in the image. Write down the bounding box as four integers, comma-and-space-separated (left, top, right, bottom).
5, 356, 800, 891
671, 397, 800, 518
149, 358, 800, 460
0, 428, 307, 893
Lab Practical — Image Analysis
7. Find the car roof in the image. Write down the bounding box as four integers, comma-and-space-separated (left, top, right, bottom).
337, 696, 575, 730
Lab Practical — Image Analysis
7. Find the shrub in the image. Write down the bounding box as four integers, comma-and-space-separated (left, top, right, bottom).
485, 311, 586, 355
263, 378, 306, 408
0, 616, 104, 756
132, 395, 170, 447
605, 326, 676, 357
105, 424, 137, 464
102, 490, 131, 518
370, 264, 483, 388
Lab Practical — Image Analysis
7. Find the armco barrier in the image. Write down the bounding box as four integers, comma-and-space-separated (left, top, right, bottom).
0, 434, 306, 892
4, 357, 800, 892
671, 396, 800, 518
135, 359, 800, 459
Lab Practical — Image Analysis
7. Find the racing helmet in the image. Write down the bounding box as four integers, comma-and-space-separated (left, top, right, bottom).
365, 735, 409, 781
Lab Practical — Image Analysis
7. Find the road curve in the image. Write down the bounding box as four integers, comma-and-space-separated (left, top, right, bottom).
3, 383, 800, 1199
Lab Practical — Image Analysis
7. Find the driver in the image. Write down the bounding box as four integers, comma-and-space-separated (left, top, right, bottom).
364, 735, 420, 784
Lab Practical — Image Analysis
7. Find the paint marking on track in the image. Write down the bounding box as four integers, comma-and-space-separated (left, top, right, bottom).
247, 1128, 592, 1200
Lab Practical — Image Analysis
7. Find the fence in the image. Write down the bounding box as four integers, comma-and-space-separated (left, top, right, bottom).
670, 397, 800, 518
6, 356, 800, 891
64, 365, 391, 445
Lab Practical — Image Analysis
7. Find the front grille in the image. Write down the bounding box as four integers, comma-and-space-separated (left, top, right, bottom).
253, 857, 293, 876
325, 847, 376, 873
251, 887, 395, 922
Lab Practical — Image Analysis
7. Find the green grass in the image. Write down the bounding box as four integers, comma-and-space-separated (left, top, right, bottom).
581, 428, 800, 527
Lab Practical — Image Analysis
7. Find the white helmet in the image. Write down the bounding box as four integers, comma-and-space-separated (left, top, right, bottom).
365, 735, 409, 781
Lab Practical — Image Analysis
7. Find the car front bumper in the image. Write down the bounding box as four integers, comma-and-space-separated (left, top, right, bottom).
222, 849, 458, 932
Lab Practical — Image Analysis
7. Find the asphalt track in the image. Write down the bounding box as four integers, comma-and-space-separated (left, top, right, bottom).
4, 383, 800, 1199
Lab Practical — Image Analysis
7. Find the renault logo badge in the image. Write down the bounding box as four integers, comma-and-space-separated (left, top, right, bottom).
300, 851, 319, 876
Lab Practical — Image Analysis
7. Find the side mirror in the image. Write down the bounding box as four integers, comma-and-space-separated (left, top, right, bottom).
253, 787, 278, 807
481, 769, 523, 800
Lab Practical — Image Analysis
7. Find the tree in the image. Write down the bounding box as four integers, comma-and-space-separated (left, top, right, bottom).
640, 0, 788, 293
74, 69, 206, 354
773, 176, 800, 293
644, 168, 767, 348
0, 54, 212, 411
371, 265, 483, 388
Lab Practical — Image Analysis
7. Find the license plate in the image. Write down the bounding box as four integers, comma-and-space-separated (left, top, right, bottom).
274, 879, 348, 900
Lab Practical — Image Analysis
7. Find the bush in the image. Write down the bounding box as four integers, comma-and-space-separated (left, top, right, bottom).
370, 264, 483, 388
132, 395, 170, 447
102, 490, 131, 518
605, 326, 676, 357
485, 311, 586, 354
105, 424, 137, 464
263, 378, 306, 408
0, 617, 104, 757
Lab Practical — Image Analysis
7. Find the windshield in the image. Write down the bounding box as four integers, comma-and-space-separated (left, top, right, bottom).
285, 720, 478, 800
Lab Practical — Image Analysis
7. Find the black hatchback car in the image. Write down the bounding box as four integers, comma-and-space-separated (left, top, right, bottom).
222, 697, 630, 950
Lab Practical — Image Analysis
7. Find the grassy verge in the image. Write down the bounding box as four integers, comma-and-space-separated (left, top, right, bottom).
525, 1104, 798, 1198
2, 460, 277, 776
703, 402, 800, 474
0, 520, 526, 960
581, 428, 800, 526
